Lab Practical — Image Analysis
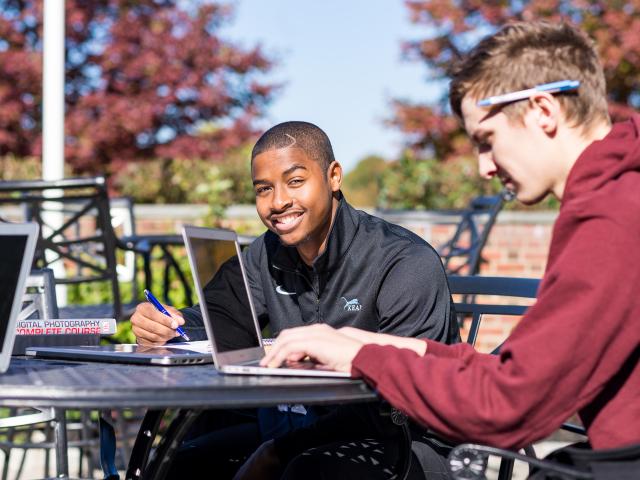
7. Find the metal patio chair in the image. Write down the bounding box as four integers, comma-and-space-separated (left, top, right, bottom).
0, 177, 144, 321
438, 189, 513, 276
443, 276, 593, 480
393, 275, 541, 480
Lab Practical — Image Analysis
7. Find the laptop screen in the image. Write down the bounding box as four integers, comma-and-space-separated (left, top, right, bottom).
187, 235, 260, 353
0, 234, 29, 348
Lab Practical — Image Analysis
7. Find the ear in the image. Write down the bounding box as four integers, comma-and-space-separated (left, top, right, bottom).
327, 161, 343, 193
528, 92, 560, 135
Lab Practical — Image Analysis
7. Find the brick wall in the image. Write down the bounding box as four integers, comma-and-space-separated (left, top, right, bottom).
376, 209, 555, 276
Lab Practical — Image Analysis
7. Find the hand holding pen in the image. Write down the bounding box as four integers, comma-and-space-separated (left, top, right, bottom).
143, 289, 190, 341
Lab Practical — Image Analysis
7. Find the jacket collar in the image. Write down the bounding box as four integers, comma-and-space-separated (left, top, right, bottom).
268, 195, 359, 276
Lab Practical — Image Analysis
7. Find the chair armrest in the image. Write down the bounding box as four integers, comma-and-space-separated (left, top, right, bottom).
447, 443, 593, 479
0, 408, 55, 428
117, 235, 151, 254
561, 423, 587, 436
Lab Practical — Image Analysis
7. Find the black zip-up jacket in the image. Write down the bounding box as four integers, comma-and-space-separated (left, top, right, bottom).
178, 197, 459, 465
181, 197, 458, 346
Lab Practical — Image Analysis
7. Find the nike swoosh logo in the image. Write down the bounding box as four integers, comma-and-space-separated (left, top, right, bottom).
275, 285, 296, 295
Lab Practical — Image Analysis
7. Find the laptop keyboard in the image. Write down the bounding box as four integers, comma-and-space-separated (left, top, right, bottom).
239, 359, 319, 370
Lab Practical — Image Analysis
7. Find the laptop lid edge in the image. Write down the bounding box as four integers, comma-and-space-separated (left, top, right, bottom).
1, 222, 39, 372
181, 225, 266, 369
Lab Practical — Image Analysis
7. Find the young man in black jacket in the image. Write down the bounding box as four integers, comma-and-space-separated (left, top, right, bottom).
131, 121, 458, 478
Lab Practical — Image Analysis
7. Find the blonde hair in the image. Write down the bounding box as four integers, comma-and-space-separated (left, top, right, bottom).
450, 21, 610, 131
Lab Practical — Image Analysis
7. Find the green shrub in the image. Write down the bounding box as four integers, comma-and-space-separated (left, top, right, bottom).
342, 155, 387, 207
377, 152, 560, 210
0, 155, 42, 180
113, 146, 254, 216
378, 153, 499, 210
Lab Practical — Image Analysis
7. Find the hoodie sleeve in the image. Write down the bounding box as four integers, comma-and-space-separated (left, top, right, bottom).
353, 211, 640, 449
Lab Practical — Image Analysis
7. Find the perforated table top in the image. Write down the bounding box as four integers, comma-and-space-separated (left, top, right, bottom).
0, 358, 376, 410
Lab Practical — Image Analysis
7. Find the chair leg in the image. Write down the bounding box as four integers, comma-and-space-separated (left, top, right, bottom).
81, 410, 98, 477
496, 445, 537, 479
125, 409, 165, 480
44, 446, 50, 479
385, 406, 412, 480
43, 422, 54, 479
523, 444, 537, 478
116, 410, 133, 468
1, 448, 10, 480
141, 409, 200, 480
78, 445, 84, 478
14, 449, 28, 480
497, 457, 515, 479
1, 418, 17, 480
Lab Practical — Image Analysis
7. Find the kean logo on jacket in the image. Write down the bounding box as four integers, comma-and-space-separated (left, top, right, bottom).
341, 297, 362, 312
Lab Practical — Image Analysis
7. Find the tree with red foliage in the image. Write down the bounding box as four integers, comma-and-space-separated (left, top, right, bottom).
392, 0, 640, 161
0, 1, 276, 177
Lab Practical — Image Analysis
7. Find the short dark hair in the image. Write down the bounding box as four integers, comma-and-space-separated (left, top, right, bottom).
450, 21, 610, 132
251, 121, 335, 171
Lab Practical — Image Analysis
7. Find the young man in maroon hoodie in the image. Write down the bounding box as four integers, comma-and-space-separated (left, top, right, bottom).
256, 21, 640, 479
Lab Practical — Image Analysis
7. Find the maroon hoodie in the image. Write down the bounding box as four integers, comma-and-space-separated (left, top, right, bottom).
352, 116, 640, 450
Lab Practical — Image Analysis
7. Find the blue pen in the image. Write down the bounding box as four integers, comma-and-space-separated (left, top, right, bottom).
144, 289, 190, 341
477, 80, 580, 107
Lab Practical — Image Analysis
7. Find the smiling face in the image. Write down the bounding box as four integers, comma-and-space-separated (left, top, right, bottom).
461, 95, 562, 205
252, 147, 342, 265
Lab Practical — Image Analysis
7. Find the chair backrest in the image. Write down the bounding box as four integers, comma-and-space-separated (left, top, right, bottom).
447, 275, 540, 350
20, 268, 60, 321
439, 189, 513, 275
446, 276, 588, 478
109, 196, 137, 283
0, 176, 124, 319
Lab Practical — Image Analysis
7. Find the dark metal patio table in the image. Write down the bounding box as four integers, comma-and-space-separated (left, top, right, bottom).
0, 357, 376, 480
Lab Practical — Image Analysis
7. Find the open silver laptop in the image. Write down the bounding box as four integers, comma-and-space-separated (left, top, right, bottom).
26, 341, 213, 365
182, 225, 350, 377
0, 222, 39, 373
